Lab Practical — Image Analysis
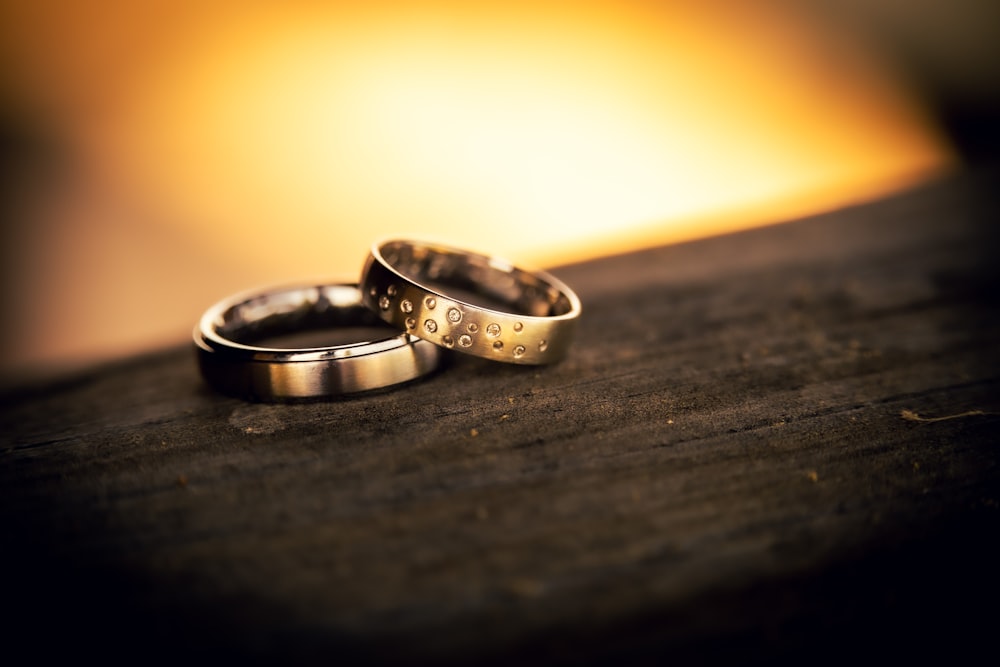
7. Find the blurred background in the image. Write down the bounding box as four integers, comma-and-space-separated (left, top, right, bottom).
1, 0, 997, 382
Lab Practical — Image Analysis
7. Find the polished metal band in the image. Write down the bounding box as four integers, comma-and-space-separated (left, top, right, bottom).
195, 283, 444, 400
360, 240, 582, 364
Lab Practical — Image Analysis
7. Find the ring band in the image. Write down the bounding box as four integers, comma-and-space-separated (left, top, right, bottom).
195, 283, 444, 400
359, 240, 582, 364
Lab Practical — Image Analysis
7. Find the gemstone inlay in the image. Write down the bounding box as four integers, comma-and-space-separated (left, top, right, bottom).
378, 295, 390, 311
538, 340, 549, 352
467, 323, 479, 333
387, 284, 398, 296
459, 334, 473, 347
486, 323, 501, 338
447, 307, 462, 323
400, 299, 414, 314
442, 335, 455, 348
424, 319, 438, 333
513, 322, 524, 333
405, 317, 416, 329
513, 345, 526, 358
424, 296, 437, 309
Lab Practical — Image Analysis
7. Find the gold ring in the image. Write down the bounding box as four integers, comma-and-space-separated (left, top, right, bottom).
360, 239, 581, 365
195, 283, 444, 400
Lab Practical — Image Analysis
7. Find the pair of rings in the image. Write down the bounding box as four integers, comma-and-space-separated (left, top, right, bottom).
195, 240, 582, 400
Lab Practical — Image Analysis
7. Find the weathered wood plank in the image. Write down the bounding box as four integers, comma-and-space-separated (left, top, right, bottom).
3, 168, 999, 665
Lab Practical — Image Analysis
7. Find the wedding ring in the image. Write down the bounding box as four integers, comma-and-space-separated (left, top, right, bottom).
360, 240, 581, 364
195, 283, 444, 400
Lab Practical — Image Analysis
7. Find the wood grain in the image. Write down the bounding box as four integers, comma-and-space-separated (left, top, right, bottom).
3, 168, 999, 665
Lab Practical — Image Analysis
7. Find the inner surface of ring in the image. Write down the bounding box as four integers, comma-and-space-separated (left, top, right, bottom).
381, 242, 574, 317
218, 286, 401, 348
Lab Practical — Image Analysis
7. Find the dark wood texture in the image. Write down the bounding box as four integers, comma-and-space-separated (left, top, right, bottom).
4, 169, 999, 665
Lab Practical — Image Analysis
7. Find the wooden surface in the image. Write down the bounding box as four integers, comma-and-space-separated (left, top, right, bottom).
3, 168, 999, 665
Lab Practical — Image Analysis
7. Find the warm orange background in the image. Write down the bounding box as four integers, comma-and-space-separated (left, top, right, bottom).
0, 1, 963, 380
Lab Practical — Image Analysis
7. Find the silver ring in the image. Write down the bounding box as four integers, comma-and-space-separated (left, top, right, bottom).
359, 239, 582, 364
195, 283, 444, 400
